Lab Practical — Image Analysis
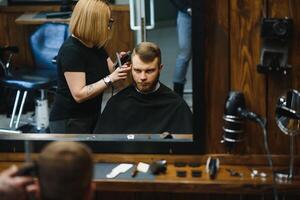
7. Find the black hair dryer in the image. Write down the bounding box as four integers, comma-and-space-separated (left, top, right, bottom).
222, 91, 264, 152
221, 91, 246, 152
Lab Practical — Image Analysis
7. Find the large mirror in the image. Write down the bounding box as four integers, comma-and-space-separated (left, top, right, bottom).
0, 0, 204, 153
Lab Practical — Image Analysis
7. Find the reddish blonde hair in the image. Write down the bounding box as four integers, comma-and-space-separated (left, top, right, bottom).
69, 0, 112, 47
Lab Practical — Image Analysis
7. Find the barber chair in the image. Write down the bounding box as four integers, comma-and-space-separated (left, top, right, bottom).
0, 22, 69, 132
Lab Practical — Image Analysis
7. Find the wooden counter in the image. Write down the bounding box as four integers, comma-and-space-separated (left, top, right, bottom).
93, 165, 300, 194
0, 153, 299, 196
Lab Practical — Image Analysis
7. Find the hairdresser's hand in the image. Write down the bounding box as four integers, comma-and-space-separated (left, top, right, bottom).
0, 165, 35, 200
109, 65, 131, 83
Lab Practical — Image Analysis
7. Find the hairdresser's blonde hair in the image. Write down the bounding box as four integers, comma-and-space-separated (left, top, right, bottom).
69, 0, 111, 48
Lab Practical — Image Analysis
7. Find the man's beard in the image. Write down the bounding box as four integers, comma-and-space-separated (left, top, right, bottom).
134, 74, 160, 93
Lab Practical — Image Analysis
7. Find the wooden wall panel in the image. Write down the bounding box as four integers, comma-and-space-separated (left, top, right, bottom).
204, 0, 229, 153
0, 13, 9, 45
267, 0, 293, 154
229, 0, 266, 154
7, 13, 31, 68
259, 0, 300, 155
289, 0, 300, 154
106, 8, 134, 61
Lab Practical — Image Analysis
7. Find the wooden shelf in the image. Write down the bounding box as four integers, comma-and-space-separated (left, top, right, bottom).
15, 12, 69, 24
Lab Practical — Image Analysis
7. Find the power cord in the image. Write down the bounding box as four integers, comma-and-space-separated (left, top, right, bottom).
255, 115, 279, 200
238, 109, 278, 200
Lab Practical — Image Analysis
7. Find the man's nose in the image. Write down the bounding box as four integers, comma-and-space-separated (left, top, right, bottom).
140, 72, 147, 81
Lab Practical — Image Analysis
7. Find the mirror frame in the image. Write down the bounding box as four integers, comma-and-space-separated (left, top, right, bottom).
0, 1, 205, 154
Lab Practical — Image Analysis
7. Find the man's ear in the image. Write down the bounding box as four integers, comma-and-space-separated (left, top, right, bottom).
159, 64, 163, 71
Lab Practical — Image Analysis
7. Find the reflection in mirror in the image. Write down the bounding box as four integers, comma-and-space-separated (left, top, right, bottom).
0, 0, 204, 153
93, 42, 193, 135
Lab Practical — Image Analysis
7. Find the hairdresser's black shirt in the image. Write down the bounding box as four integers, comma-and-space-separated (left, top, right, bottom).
50, 36, 109, 121
93, 83, 193, 134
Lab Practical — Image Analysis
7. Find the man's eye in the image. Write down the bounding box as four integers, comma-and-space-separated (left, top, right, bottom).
146, 69, 155, 74
134, 69, 141, 73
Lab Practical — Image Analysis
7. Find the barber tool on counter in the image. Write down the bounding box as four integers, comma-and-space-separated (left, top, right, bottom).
250, 169, 267, 180
206, 157, 219, 180
149, 160, 167, 175
226, 168, 243, 178
106, 164, 133, 179
131, 162, 150, 177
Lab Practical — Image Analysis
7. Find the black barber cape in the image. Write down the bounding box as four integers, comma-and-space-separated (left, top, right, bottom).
93, 83, 193, 134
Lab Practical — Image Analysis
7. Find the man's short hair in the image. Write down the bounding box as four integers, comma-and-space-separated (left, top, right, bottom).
37, 141, 93, 200
132, 42, 161, 66
69, 0, 112, 48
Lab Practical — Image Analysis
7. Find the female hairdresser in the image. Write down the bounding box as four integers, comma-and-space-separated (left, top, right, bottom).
49, 0, 131, 133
